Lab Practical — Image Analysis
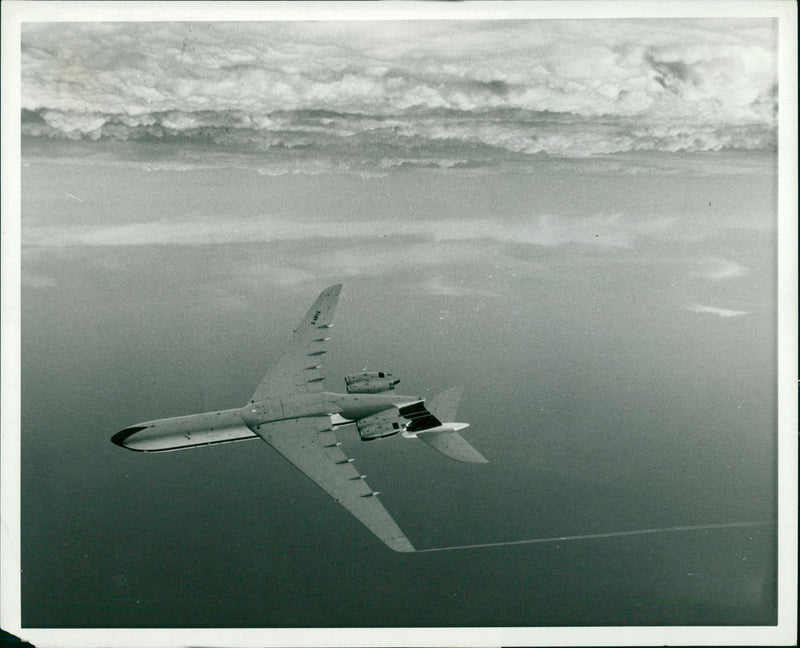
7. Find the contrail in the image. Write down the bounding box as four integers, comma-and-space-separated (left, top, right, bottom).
415, 520, 774, 553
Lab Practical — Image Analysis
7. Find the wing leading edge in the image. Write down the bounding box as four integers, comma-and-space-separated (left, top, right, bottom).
252, 416, 415, 552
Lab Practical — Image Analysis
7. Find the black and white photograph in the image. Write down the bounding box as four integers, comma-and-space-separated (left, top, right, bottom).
1, 2, 796, 646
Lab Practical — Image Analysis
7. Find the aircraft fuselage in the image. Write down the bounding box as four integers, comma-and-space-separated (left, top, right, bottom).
112, 391, 421, 452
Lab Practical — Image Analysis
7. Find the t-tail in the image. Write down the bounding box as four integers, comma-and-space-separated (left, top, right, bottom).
405, 387, 488, 463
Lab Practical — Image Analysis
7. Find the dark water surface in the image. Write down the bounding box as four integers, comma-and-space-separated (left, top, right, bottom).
20, 147, 777, 627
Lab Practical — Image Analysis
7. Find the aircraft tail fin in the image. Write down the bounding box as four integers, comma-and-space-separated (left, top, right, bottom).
414, 387, 488, 463
426, 386, 463, 422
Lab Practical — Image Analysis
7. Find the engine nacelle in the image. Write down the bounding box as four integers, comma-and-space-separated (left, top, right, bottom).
357, 407, 405, 441
345, 371, 400, 394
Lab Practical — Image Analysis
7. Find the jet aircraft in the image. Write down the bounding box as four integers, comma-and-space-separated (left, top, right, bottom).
112, 284, 487, 552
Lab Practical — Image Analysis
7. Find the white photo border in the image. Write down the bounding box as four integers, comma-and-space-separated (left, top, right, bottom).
2, 2, 796, 646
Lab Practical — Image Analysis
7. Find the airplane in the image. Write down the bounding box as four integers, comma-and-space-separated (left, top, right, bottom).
111, 284, 487, 552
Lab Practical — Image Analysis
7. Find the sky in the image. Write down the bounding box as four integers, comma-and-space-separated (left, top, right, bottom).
12, 13, 786, 643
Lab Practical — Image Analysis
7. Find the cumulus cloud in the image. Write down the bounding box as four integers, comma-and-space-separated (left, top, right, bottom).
418, 276, 500, 298
20, 19, 777, 162
687, 303, 749, 317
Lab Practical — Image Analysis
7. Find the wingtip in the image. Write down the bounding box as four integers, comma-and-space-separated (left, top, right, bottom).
451, 452, 489, 464
389, 537, 416, 553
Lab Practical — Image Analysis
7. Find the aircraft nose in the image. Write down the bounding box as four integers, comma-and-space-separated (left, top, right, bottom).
111, 425, 148, 448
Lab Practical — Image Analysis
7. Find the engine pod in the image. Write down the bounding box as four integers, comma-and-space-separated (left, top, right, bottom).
345, 371, 400, 394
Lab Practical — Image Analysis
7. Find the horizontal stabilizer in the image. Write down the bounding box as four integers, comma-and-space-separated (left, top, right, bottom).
417, 429, 489, 464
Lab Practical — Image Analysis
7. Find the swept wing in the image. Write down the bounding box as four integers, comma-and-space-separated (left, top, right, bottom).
248, 285, 415, 551
250, 283, 341, 401
252, 416, 414, 552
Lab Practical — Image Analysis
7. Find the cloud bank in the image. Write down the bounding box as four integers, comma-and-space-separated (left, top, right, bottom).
695, 257, 749, 281
21, 212, 669, 250
21, 20, 777, 164
687, 303, 749, 318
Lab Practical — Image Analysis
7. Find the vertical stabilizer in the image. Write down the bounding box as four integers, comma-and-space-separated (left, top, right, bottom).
427, 386, 464, 422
